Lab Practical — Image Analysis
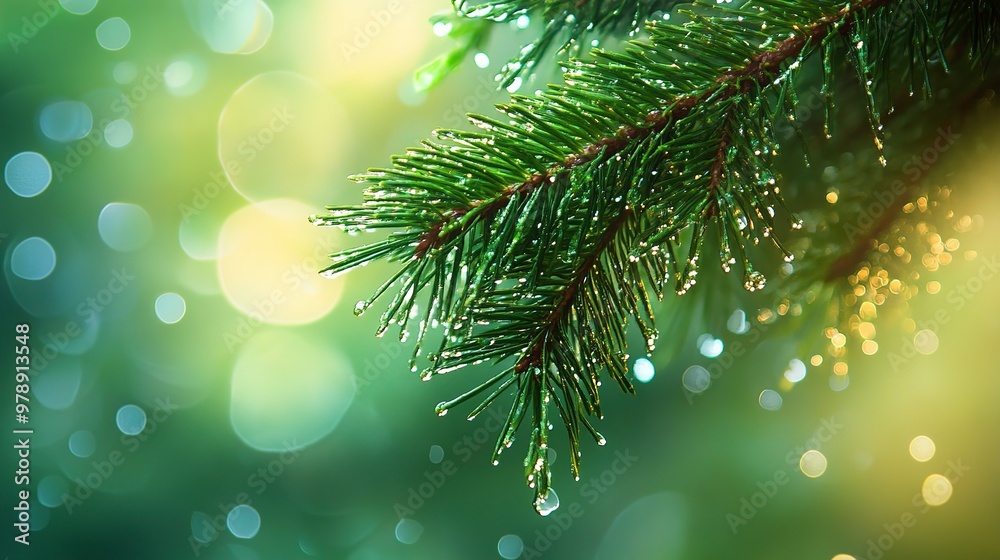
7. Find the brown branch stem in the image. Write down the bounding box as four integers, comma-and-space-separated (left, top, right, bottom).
414, 0, 895, 259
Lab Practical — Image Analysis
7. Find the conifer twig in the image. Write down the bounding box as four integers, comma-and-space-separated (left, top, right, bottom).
314, 0, 999, 512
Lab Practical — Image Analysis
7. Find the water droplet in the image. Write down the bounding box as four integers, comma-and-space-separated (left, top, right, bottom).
115, 404, 147, 435
96, 17, 131, 51
10, 237, 56, 280
98, 202, 152, 251
758, 389, 782, 411
498, 534, 524, 559
395, 518, 424, 544
227, 504, 261, 539
68, 430, 95, 458
783, 359, 806, 383
429, 444, 444, 464
4, 152, 52, 198
682, 365, 710, 394
727, 309, 750, 334
534, 488, 560, 516
40, 101, 93, 142
154, 292, 186, 324
698, 336, 723, 358
432, 21, 452, 36
60, 0, 98, 15
104, 119, 133, 147
633, 358, 655, 383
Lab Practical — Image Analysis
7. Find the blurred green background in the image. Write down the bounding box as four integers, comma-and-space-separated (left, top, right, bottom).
2, 1, 1000, 558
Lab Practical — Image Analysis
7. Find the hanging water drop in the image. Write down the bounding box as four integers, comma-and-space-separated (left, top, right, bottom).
534, 488, 560, 516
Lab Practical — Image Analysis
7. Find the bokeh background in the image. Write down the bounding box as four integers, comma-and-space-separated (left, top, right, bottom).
2, 1, 1000, 558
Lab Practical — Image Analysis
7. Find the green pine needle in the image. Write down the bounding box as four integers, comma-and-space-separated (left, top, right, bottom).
313, 0, 999, 514
453, 0, 684, 87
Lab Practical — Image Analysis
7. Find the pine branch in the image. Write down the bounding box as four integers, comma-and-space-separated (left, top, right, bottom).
313, 0, 1000, 513
453, 0, 684, 86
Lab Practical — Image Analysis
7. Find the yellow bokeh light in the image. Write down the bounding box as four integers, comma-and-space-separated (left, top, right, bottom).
218, 199, 344, 325
861, 340, 878, 355
300, 1, 436, 88
218, 71, 348, 206
826, 191, 839, 203
810, 354, 823, 366
833, 362, 848, 375
913, 329, 939, 355
832, 555, 856, 560
858, 321, 876, 340
909, 435, 936, 462
859, 301, 877, 320
921, 474, 953, 506
800, 450, 828, 478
